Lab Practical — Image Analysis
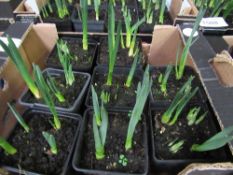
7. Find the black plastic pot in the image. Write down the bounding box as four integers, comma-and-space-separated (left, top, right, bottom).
149, 66, 207, 108
46, 36, 98, 73
42, 5, 73, 32
19, 68, 91, 113
149, 102, 232, 174
71, 6, 107, 32
72, 109, 149, 175
0, 109, 82, 175
85, 65, 143, 110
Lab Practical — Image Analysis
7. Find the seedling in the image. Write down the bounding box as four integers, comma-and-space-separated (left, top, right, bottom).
0, 36, 40, 99
57, 39, 75, 86
118, 154, 128, 166
158, 65, 173, 96
55, 0, 69, 19
8, 103, 30, 133
42, 131, 58, 155
106, 0, 122, 86
187, 107, 207, 126
46, 74, 65, 103
125, 65, 152, 150
94, 0, 101, 21
123, 6, 145, 49
168, 139, 184, 154
92, 86, 108, 159
175, 9, 205, 80
191, 125, 233, 152
125, 49, 140, 88
161, 76, 199, 126
0, 138, 17, 155
100, 90, 110, 104
33, 64, 61, 130
92, 85, 101, 126
80, 0, 88, 50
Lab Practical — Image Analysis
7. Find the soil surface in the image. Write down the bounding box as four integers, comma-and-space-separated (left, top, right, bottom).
0, 112, 78, 175
22, 72, 88, 109
87, 67, 142, 108
47, 37, 96, 71
77, 110, 146, 174
115, 0, 136, 6
150, 67, 204, 104
151, 103, 229, 160
98, 38, 141, 66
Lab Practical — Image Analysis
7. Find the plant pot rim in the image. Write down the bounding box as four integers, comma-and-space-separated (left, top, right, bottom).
72, 108, 149, 175
1, 108, 82, 175
19, 68, 91, 112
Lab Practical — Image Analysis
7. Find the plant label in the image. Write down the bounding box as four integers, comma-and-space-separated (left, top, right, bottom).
0, 37, 22, 52
179, 0, 191, 15
200, 17, 228, 28
25, 0, 40, 15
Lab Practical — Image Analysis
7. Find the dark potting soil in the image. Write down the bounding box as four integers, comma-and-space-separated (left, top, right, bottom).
115, 6, 138, 25
88, 69, 141, 108
98, 38, 141, 66
23, 73, 87, 108
79, 111, 146, 173
47, 38, 96, 70
151, 67, 203, 103
138, 9, 172, 32
0, 112, 78, 175
115, 0, 137, 6
151, 103, 229, 160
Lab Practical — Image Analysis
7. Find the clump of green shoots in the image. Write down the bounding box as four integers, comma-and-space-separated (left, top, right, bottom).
0, 138, 17, 155
33, 64, 61, 130
41, 0, 70, 19
125, 49, 140, 88
161, 76, 199, 126
191, 125, 233, 152
100, 90, 110, 104
106, 0, 122, 86
46, 74, 65, 103
125, 65, 152, 150
187, 107, 207, 126
0, 36, 40, 99
80, 0, 88, 50
138, 0, 166, 24
158, 65, 173, 96
57, 39, 75, 86
122, 6, 145, 56
168, 139, 184, 154
175, 9, 205, 80
42, 131, 58, 155
194, 0, 233, 18
8, 103, 30, 133
91, 86, 108, 160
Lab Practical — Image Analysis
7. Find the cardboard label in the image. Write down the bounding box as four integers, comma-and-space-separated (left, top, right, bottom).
200, 17, 228, 28
166, 0, 172, 11
16, 15, 37, 23
25, 0, 39, 15
179, 0, 191, 15
0, 37, 22, 52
